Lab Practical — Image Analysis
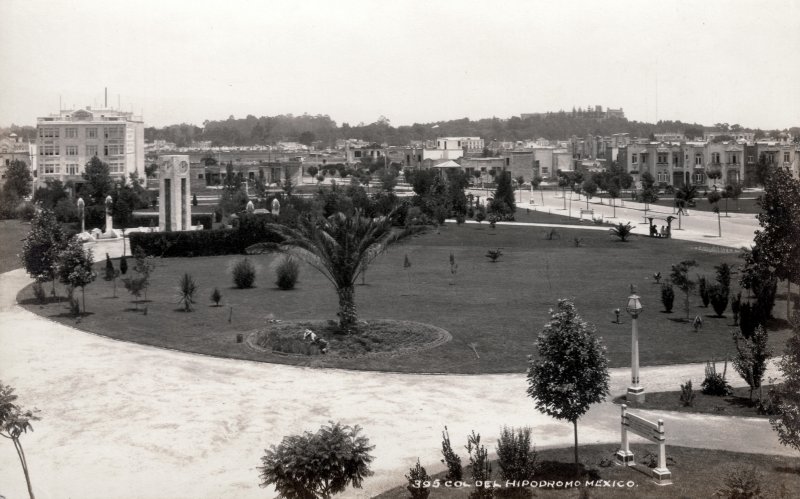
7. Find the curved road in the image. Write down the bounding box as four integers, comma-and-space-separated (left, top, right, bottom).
0, 202, 791, 498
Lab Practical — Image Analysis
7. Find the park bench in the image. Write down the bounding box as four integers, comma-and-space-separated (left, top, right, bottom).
580, 208, 594, 217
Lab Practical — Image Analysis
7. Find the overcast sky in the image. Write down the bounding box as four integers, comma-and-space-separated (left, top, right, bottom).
1, 0, 798, 130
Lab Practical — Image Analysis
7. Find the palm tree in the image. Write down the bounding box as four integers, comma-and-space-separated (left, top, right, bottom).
247, 211, 426, 332
609, 222, 633, 242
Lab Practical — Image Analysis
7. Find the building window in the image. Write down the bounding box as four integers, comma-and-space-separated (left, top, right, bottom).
104, 144, 124, 156
657, 172, 669, 183
86, 145, 98, 157
785, 152, 791, 163
39, 127, 59, 138
104, 126, 124, 139
730, 154, 738, 164
44, 164, 60, 174
765, 152, 776, 163
711, 152, 721, 164
695, 154, 703, 166
631, 153, 638, 163
66, 164, 79, 175
87, 128, 98, 139
747, 155, 754, 163
65, 127, 78, 138
657, 153, 668, 164
694, 172, 705, 184
40, 145, 59, 156
66, 145, 78, 156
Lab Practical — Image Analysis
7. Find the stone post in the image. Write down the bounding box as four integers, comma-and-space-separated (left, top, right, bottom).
77, 197, 85, 233
104, 195, 113, 235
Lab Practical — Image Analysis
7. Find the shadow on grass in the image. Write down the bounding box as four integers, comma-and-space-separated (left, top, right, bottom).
17, 296, 69, 306
536, 461, 601, 482
50, 311, 95, 319
774, 466, 800, 475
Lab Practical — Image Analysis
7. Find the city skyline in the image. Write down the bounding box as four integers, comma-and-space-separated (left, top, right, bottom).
1, 0, 799, 130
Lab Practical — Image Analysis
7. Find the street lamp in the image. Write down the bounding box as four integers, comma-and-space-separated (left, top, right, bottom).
625, 285, 645, 403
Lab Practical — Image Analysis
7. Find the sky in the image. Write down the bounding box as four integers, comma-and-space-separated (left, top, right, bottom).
1, 0, 798, 130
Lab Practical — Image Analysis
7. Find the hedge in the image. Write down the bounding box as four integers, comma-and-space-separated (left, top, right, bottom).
129, 213, 280, 257
128, 213, 213, 230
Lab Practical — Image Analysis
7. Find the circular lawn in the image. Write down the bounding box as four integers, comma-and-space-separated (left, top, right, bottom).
17, 222, 793, 373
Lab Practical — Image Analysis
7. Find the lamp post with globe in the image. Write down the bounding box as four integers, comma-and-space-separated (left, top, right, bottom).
626, 285, 645, 403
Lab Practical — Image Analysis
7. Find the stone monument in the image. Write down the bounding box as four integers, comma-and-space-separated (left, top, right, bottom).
104, 195, 114, 235
158, 155, 192, 231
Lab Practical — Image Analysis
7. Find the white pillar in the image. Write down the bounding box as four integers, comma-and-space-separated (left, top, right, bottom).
615, 404, 634, 466
628, 314, 645, 403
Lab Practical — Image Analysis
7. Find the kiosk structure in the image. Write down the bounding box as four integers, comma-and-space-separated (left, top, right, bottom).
158, 155, 192, 231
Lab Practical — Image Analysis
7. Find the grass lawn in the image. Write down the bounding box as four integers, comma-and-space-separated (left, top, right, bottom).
0, 219, 30, 274
374, 444, 800, 498
613, 385, 776, 419
17, 222, 793, 373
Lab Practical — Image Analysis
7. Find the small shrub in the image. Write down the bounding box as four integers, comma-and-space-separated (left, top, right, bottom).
680, 380, 696, 407
232, 258, 256, 289
543, 228, 560, 240
275, 256, 300, 290
661, 284, 675, 313
496, 426, 537, 481
32, 281, 46, 304
406, 459, 431, 499
475, 210, 486, 223
210, 287, 222, 306
709, 284, 729, 317
119, 255, 128, 275
178, 273, 197, 312
258, 422, 374, 499
15, 201, 36, 221
573, 237, 583, 247
485, 249, 503, 263
702, 360, 733, 396
441, 426, 462, 481
122, 275, 147, 310
714, 466, 763, 499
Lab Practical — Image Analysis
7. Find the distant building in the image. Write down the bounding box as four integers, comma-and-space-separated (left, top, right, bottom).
436, 137, 484, 151
653, 132, 685, 142
703, 131, 755, 143
35, 107, 145, 189
0, 133, 36, 190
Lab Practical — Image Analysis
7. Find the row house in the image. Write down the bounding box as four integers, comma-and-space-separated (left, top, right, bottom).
618, 141, 747, 188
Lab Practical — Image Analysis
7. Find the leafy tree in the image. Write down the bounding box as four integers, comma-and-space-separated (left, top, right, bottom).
752, 167, 800, 318
0, 382, 40, 499
55, 237, 97, 314
526, 299, 610, 465
661, 283, 675, 313
465, 431, 492, 497
2, 160, 33, 199
131, 247, 155, 301
732, 325, 771, 402
496, 426, 538, 481
81, 156, 113, 205
581, 179, 598, 208
247, 210, 425, 332
104, 253, 119, 298
770, 314, 800, 454
298, 131, 316, 147
32, 179, 70, 211
639, 172, 659, 209
675, 184, 698, 213
489, 171, 516, 217
708, 284, 729, 317
306, 165, 319, 179
258, 421, 374, 499
609, 222, 633, 242
20, 209, 68, 296
119, 255, 128, 275
405, 459, 431, 499
670, 260, 698, 319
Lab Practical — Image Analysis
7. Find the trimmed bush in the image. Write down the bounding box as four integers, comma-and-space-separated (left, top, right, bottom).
210, 287, 222, 306
275, 256, 300, 290
178, 273, 197, 312
661, 283, 675, 313
232, 259, 256, 289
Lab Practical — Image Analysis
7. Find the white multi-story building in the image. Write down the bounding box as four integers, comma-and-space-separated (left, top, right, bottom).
437, 137, 484, 151
35, 107, 145, 189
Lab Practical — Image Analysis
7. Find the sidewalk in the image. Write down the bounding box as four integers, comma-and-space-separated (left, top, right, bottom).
0, 267, 789, 499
